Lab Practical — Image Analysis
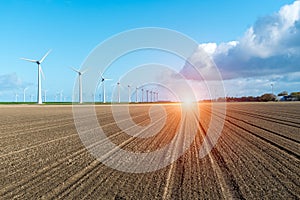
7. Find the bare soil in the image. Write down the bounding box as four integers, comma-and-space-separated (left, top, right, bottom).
0, 102, 299, 199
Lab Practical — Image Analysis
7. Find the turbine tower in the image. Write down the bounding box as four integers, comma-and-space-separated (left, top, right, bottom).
100, 75, 112, 103
60, 90, 63, 102
30, 94, 34, 102
44, 90, 48, 102
70, 67, 87, 104
117, 82, 121, 103
141, 88, 144, 102
15, 93, 19, 102
23, 87, 28, 102
146, 90, 149, 102
127, 85, 131, 103
271, 83, 274, 94
152, 91, 155, 102
20, 50, 51, 104
150, 91, 153, 103
135, 86, 139, 103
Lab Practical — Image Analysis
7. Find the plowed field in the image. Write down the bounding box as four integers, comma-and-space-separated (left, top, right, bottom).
1, 102, 299, 199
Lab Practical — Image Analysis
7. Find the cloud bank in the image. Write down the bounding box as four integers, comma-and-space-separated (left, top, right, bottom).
0, 73, 22, 90
181, 0, 300, 80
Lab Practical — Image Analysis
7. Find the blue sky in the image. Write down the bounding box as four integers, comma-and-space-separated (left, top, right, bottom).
0, 0, 298, 102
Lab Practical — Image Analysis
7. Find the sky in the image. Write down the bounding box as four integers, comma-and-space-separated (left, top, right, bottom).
0, 0, 299, 102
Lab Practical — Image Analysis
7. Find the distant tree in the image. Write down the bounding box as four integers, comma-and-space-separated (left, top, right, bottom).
260, 93, 276, 102
290, 92, 300, 101
278, 91, 288, 96
290, 92, 300, 96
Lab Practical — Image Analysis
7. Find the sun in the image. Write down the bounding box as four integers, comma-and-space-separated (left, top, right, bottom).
181, 97, 196, 108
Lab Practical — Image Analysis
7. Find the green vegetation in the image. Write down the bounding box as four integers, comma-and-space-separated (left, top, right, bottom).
290, 92, 300, 101
218, 91, 300, 102
260, 93, 276, 102
0, 102, 37, 105
278, 91, 288, 96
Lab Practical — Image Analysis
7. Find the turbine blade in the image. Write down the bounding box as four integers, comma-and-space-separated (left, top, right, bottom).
39, 49, 52, 63
20, 58, 37, 63
70, 67, 80, 73
40, 67, 45, 80
81, 69, 88, 74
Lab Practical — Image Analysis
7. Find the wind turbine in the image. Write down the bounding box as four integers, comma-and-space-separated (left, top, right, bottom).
151, 90, 154, 102
100, 74, 112, 103
271, 83, 274, 94
117, 82, 121, 103
23, 87, 28, 102
70, 67, 87, 104
127, 85, 131, 103
135, 86, 139, 103
141, 88, 144, 102
60, 90, 63, 102
20, 50, 51, 104
150, 90, 153, 103
15, 93, 19, 102
44, 90, 48, 102
146, 90, 149, 102
30, 94, 34, 102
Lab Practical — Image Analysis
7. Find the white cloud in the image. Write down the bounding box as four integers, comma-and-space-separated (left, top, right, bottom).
223, 71, 300, 97
181, 0, 300, 81
0, 73, 22, 90
214, 41, 238, 56
200, 41, 238, 56
239, 0, 300, 58
199, 43, 217, 55
279, 0, 300, 27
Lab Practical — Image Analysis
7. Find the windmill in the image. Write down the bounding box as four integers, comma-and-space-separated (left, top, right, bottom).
271, 83, 274, 94
23, 87, 28, 102
141, 88, 144, 102
30, 94, 34, 102
135, 86, 139, 103
150, 91, 153, 103
43, 90, 48, 102
146, 90, 149, 102
70, 67, 87, 104
20, 50, 51, 104
100, 74, 112, 103
111, 81, 122, 103
15, 93, 19, 102
117, 82, 121, 103
60, 90, 63, 102
127, 85, 131, 103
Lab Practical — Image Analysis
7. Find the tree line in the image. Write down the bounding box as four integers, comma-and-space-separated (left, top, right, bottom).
216, 91, 300, 102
